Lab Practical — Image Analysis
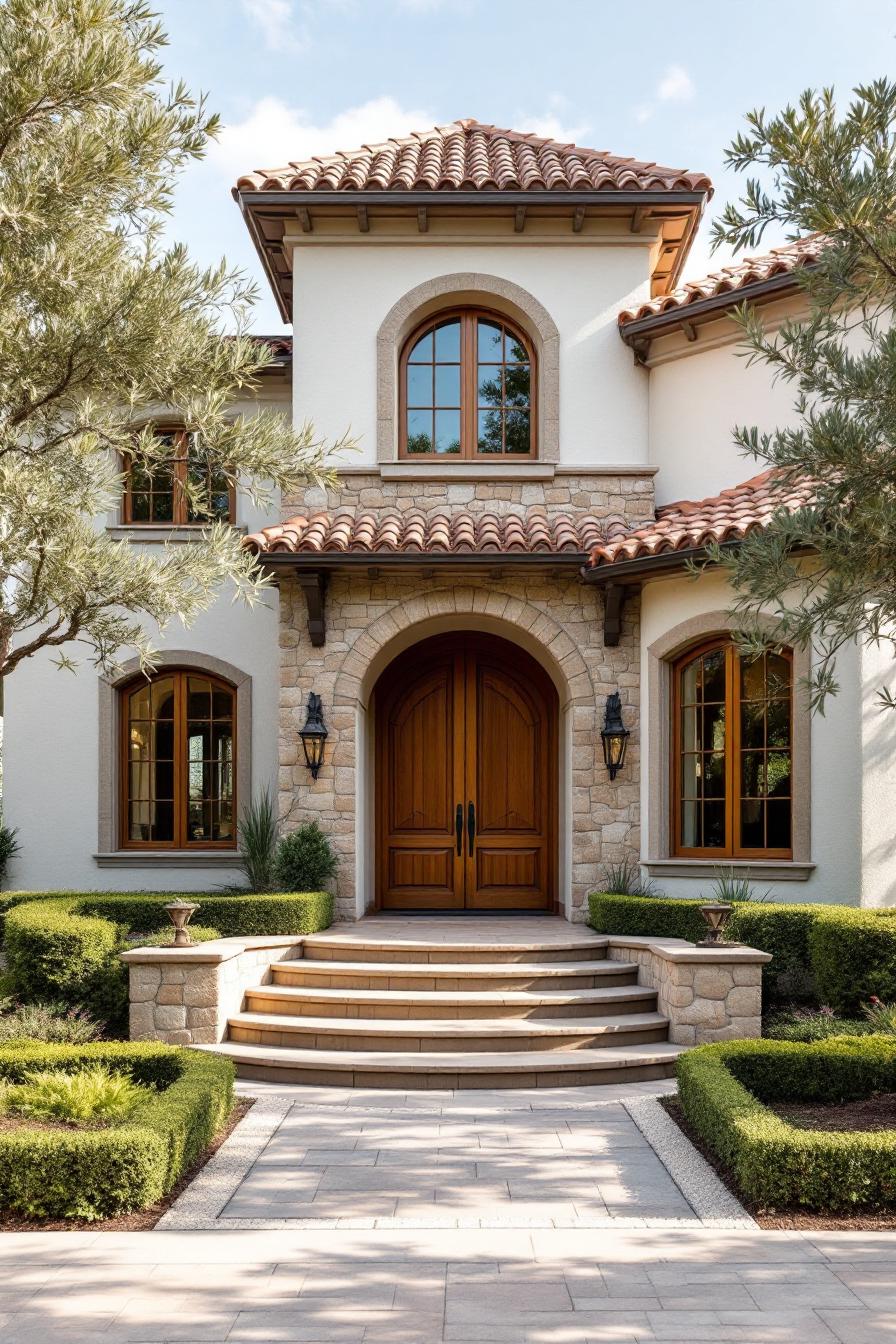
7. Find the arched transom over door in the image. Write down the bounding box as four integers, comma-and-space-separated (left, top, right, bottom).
374, 633, 557, 910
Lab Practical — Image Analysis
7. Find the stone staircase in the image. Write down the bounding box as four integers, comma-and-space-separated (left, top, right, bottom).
208, 926, 685, 1088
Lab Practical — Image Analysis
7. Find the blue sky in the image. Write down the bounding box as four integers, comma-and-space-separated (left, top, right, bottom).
160, 0, 896, 331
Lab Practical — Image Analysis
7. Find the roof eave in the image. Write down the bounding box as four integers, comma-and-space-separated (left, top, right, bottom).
250, 549, 589, 570
618, 268, 813, 347
581, 540, 742, 584
235, 187, 710, 210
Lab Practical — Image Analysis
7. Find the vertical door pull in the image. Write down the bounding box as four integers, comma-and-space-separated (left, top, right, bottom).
467, 801, 476, 855
455, 803, 463, 856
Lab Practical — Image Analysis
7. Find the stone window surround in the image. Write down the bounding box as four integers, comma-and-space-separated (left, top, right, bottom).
96, 650, 251, 867
376, 272, 560, 465
644, 609, 813, 881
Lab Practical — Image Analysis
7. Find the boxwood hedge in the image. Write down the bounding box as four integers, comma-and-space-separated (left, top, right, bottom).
0, 1042, 234, 1220
588, 892, 896, 1008
677, 1037, 896, 1211
2, 891, 333, 1026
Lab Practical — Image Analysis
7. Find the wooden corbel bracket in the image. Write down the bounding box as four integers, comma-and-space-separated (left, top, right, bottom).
297, 570, 328, 647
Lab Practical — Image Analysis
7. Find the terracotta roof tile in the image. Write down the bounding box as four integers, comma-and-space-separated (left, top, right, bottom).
235, 118, 712, 196
618, 235, 824, 327
586, 469, 816, 569
245, 508, 624, 557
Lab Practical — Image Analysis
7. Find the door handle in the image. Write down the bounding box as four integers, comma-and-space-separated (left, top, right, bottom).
467, 801, 476, 855
455, 803, 463, 856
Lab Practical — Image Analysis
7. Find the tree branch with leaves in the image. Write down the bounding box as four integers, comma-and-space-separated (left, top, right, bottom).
707, 79, 896, 710
0, 0, 348, 678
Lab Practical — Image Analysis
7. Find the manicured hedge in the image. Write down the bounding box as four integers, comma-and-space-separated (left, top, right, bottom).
3, 891, 333, 1026
677, 1037, 896, 1211
0, 1042, 234, 1220
588, 892, 896, 1006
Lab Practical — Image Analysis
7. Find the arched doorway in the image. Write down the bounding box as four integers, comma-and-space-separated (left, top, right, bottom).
373, 632, 558, 911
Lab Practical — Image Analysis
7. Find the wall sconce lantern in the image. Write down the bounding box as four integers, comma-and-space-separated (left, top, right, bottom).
299, 692, 328, 779
601, 692, 630, 780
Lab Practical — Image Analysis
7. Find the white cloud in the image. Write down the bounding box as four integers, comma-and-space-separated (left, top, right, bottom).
208, 95, 432, 179
657, 64, 695, 103
241, 0, 309, 54
633, 64, 695, 124
515, 94, 588, 146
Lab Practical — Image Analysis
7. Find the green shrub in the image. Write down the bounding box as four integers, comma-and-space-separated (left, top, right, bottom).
274, 821, 338, 892
0, 1042, 234, 1220
2, 892, 333, 1022
11, 1065, 152, 1124
677, 1037, 896, 1211
238, 789, 279, 892
0, 825, 20, 887
810, 908, 896, 1014
587, 892, 885, 1005
0, 1000, 104, 1044
764, 1007, 872, 1043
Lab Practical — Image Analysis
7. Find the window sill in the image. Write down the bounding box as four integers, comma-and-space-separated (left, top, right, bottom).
379, 462, 556, 481
94, 851, 244, 868
107, 525, 243, 543
644, 858, 816, 882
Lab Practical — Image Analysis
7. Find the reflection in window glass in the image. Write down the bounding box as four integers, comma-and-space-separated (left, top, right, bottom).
675, 644, 792, 857
123, 672, 235, 848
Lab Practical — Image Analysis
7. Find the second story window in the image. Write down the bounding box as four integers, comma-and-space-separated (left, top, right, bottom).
123, 428, 234, 526
400, 309, 535, 459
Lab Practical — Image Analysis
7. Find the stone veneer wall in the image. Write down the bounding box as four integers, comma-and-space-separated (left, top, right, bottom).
606, 936, 769, 1045
276, 470, 654, 922
288, 469, 656, 520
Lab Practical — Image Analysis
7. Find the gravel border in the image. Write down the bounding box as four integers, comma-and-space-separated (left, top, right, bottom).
155, 1096, 291, 1230
623, 1096, 756, 1228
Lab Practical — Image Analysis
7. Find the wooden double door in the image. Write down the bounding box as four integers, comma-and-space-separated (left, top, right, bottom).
375, 633, 557, 910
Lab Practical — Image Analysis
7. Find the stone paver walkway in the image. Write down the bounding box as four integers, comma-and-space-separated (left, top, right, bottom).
2, 1225, 895, 1341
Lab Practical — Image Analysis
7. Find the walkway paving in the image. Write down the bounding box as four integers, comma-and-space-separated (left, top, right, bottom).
2, 1079, 895, 1340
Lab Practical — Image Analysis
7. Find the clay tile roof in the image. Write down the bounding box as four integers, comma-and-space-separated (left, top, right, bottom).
250, 334, 292, 357
245, 508, 621, 558
235, 118, 712, 196
586, 469, 816, 570
618, 235, 825, 327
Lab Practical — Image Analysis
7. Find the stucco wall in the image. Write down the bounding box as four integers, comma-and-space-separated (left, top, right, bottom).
290, 239, 652, 469
2, 584, 280, 892
638, 568, 863, 904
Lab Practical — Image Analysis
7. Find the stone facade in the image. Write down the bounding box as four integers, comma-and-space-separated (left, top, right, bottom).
275, 469, 654, 922
606, 936, 769, 1045
288, 468, 656, 521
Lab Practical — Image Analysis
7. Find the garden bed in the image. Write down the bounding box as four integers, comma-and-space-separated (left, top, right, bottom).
669, 1036, 896, 1228
0, 1042, 235, 1221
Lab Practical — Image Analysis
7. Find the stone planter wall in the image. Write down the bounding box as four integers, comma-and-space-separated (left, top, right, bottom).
121, 936, 303, 1046
605, 935, 769, 1045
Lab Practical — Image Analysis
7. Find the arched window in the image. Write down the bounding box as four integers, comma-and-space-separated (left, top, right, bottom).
121, 670, 236, 848
672, 641, 793, 858
123, 427, 234, 526
400, 309, 535, 458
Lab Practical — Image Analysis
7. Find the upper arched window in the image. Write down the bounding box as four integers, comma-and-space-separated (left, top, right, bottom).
672, 640, 793, 858
120, 670, 236, 848
400, 309, 535, 458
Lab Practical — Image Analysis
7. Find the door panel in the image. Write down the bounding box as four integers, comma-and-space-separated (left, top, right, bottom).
375, 634, 556, 910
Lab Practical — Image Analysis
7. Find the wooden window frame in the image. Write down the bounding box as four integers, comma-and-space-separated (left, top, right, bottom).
398, 307, 537, 460
119, 669, 237, 850
671, 639, 794, 860
122, 427, 236, 527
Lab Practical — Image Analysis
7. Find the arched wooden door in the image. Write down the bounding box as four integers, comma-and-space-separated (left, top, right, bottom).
374, 633, 557, 910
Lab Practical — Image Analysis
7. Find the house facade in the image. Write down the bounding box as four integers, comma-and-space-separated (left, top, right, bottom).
5, 120, 893, 920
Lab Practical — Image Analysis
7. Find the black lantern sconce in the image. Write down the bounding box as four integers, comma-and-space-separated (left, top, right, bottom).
299, 692, 328, 779
601, 692, 630, 780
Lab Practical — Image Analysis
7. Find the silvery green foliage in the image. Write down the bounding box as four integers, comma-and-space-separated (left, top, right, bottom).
707, 81, 896, 711
0, 1, 347, 678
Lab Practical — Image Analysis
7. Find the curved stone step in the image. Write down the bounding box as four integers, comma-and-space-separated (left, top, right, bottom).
227, 1009, 671, 1052
270, 958, 640, 993
203, 1040, 685, 1089
300, 933, 609, 965
244, 982, 659, 1020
